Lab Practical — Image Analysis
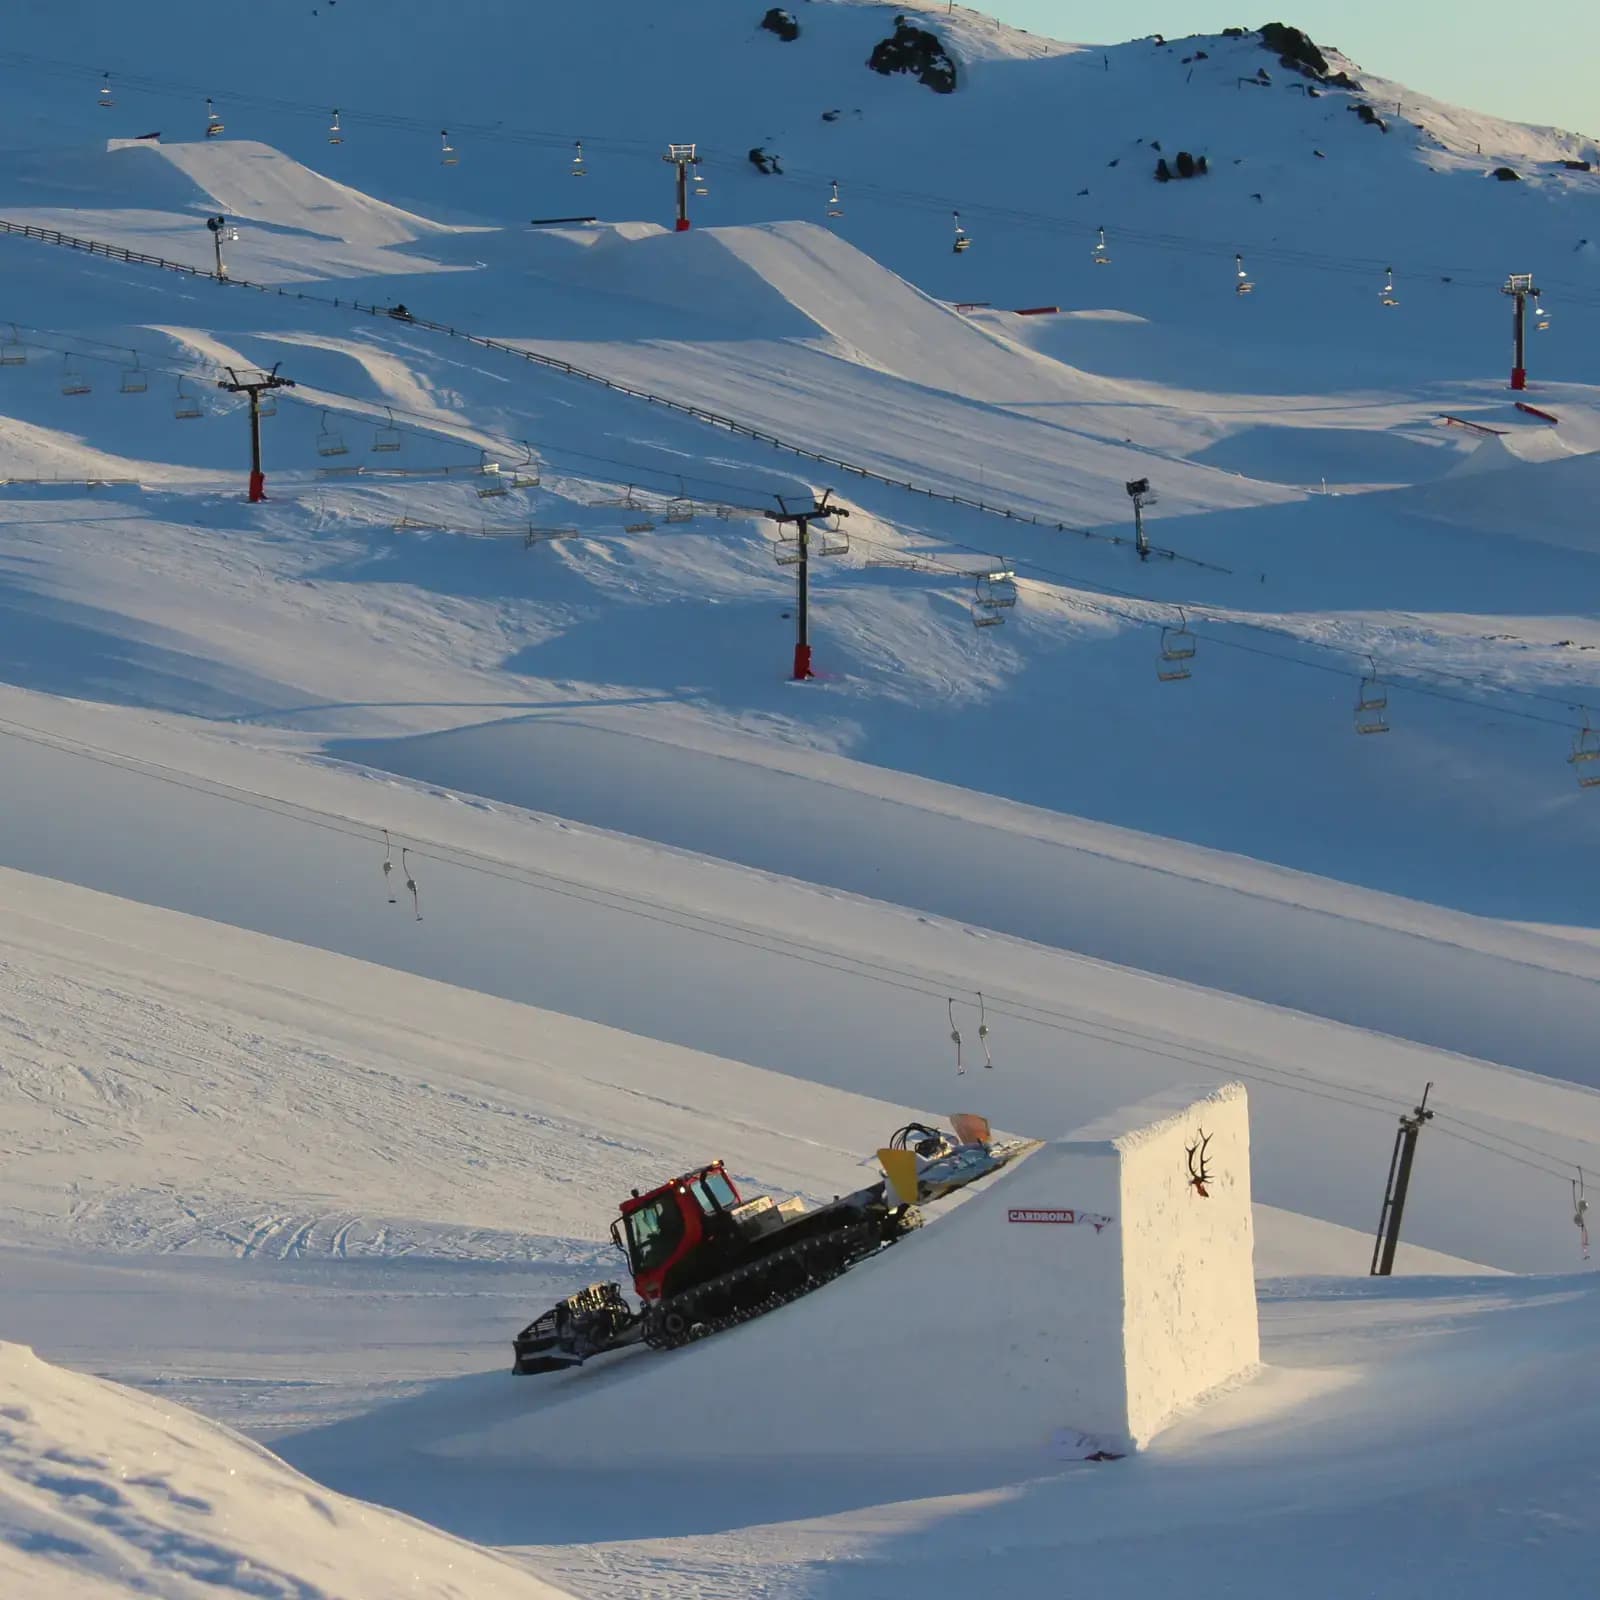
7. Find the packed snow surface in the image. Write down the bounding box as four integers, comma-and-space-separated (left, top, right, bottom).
0, 1343, 575, 1600
2, 0, 1600, 1595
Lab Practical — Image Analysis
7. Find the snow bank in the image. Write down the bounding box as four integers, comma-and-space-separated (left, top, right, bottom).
457, 1084, 1257, 1468
0, 1342, 572, 1599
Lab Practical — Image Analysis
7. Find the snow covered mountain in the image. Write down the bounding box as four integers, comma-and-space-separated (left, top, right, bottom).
2, 4, 1599, 1596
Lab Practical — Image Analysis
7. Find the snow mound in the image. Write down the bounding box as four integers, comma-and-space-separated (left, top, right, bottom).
1407, 447, 1600, 553
0, 1342, 573, 1599
143, 140, 464, 245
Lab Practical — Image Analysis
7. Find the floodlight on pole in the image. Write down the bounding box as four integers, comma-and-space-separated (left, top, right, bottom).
1125, 477, 1155, 562
205, 214, 237, 280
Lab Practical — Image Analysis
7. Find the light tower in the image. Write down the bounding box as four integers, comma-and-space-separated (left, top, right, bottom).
664, 143, 698, 232
1501, 273, 1542, 391
205, 214, 237, 279
1125, 477, 1156, 562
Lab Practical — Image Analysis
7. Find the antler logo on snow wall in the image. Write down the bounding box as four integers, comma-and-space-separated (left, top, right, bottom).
1007, 1208, 1115, 1232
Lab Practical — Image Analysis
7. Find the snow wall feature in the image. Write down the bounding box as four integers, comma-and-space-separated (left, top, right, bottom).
461, 1082, 1258, 1467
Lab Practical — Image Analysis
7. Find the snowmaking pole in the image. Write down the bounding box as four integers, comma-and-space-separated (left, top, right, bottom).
206, 214, 233, 280
664, 143, 696, 232
769, 491, 849, 681
1370, 1082, 1435, 1276
1126, 477, 1154, 561
217, 364, 295, 504
1502, 273, 1539, 391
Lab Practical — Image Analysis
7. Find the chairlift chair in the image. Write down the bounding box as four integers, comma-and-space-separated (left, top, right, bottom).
664, 499, 694, 524
1535, 298, 1551, 331
952, 211, 971, 253
440, 130, 458, 166
971, 588, 1005, 628
328, 109, 343, 145
1354, 660, 1390, 734
773, 531, 803, 566
810, 523, 849, 557
1157, 613, 1196, 682
205, 98, 224, 138
502, 442, 540, 490
1569, 721, 1600, 787
173, 378, 203, 420
0, 325, 27, 367
572, 140, 587, 177
99, 74, 114, 109
371, 407, 402, 454
1093, 226, 1111, 265
692, 162, 708, 197
827, 180, 844, 219
119, 351, 148, 394
1235, 253, 1255, 295
316, 410, 349, 457
60, 355, 91, 396
257, 388, 277, 417
1380, 266, 1399, 307
976, 568, 1017, 610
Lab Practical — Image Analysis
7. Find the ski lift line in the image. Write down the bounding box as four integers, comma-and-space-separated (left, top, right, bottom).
0, 239, 1507, 586
0, 700, 1584, 1189
16, 48, 1600, 303
0, 709, 1485, 1132
2, 318, 1592, 745
6, 280, 1599, 737
841, 508, 1600, 729
834, 521, 1598, 734
6, 317, 779, 506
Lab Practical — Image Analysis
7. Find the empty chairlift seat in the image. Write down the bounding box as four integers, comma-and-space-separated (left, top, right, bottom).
1157, 613, 1196, 681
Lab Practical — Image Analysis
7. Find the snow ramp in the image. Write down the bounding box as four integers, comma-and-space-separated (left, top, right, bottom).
456, 1084, 1257, 1468
547, 219, 1135, 406
141, 140, 461, 245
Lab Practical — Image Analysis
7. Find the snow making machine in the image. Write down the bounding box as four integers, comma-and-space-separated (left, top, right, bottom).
513, 1115, 1033, 1374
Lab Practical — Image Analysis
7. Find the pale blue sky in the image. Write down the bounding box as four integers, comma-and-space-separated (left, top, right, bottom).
983, 3, 1598, 135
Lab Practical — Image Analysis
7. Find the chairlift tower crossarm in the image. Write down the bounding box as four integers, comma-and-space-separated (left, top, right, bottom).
217, 364, 297, 503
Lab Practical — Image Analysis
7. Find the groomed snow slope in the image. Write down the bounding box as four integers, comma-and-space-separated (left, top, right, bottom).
0, 1343, 574, 1600
3, 4, 1600, 1594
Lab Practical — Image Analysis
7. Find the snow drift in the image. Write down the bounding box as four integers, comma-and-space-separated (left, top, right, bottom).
0, 1342, 573, 1599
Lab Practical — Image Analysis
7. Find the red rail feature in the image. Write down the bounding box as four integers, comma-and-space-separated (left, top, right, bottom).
1515, 401, 1560, 424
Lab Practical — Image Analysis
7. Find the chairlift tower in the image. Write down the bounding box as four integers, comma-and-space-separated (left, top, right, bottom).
664, 144, 698, 232
1125, 477, 1156, 561
1370, 1083, 1434, 1276
217, 363, 296, 503
769, 490, 850, 680
1502, 273, 1542, 391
